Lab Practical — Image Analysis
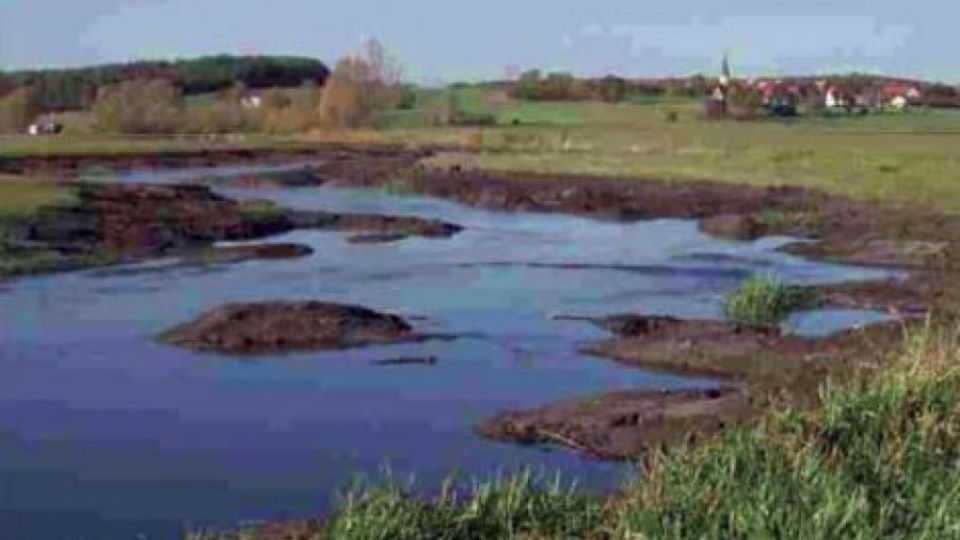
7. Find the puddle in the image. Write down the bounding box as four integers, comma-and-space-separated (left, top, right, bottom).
784, 309, 898, 337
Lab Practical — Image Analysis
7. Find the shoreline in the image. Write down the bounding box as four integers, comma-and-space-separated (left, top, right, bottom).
3, 143, 959, 536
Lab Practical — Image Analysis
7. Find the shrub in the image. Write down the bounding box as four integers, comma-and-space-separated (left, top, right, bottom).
182, 101, 259, 134
0, 87, 40, 133
726, 85, 765, 120
92, 79, 183, 133
724, 274, 815, 327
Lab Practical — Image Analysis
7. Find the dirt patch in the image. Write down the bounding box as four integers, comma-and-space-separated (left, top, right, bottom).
8, 145, 960, 272
373, 356, 439, 367
810, 274, 937, 316
478, 387, 749, 460
186, 243, 315, 264
579, 314, 899, 382
479, 313, 909, 457
2, 181, 461, 276
24, 183, 290, 256
287, 210, 462, 239
0, 144, 431, 179
347, 232, 410, 244
161, 301, 426, 355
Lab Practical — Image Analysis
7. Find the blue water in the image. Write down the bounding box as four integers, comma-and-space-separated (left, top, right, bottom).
0, 169, 898, 539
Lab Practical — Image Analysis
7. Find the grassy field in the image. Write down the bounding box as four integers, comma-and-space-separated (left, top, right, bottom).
6, 88, 959, 213
0, 175, 71, 218
395, 89, 960, 213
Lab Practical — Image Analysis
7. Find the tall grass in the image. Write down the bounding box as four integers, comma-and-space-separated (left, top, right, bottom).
190, 471, 605, 540
615, 321, 960, 539
724, 274, 815, 327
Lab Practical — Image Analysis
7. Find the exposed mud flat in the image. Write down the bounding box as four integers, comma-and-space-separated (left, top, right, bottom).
7, 145, 960, 270
0, 144, 429, 179
190, 243, 315, 264
581, 314, 900, 380
160, 301, 427, 355
2, 181, 461, 276
484, 313, 908, 457
479, 387, 748, 460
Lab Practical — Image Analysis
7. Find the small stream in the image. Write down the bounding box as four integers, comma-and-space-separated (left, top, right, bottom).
0, 165, 898, 539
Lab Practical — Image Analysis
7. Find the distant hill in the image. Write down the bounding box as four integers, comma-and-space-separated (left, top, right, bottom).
0, 55, 330, 112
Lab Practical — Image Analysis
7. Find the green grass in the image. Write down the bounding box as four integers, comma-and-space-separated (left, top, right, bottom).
5, 92, 960, 212
190, 471, 606, 540
614, 322, 960, 539
0, 176, 72, 219
723, 274, 816, 327
237, 199, 284, 220
0, 177, 84, 276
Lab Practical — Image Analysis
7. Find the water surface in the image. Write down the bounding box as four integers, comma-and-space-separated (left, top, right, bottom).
0, 169, 897, 539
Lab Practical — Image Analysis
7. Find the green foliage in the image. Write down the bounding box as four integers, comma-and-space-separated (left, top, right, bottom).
237, 200, 284, 220
726, 86, 765, 120
0, 55, 328, 113
724, 274, 815, 327
92, 79, 184, 134
323, 471, 603, 540
0, 87, 40, 133
513, 70, 588, 101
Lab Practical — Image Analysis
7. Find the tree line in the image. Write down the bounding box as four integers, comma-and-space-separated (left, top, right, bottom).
0, 55, 329, 113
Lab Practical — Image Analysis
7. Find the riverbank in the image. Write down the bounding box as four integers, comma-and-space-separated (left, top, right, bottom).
3, 143, 960, 538
3, 146, 956, 438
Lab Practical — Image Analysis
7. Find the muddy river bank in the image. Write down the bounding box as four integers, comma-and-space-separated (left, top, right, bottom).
0, 146, 955, 538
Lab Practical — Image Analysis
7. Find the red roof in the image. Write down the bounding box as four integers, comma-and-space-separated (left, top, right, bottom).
881, 82, 920, 98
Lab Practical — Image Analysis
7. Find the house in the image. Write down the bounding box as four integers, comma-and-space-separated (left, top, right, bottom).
705, 86, 727, 118
27, 122, 63, 136
881, 83, 922, 110
241, 94, 262, 109
824, 85, 855, 110
758, 80, 800, 117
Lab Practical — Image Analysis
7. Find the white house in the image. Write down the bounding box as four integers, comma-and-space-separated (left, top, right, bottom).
241, 95, 262, 109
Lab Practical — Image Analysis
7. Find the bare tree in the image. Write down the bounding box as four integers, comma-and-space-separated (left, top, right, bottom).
318, 39, 402, 128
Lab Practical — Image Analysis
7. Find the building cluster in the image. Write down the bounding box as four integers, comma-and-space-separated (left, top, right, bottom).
707, 75, 925, 119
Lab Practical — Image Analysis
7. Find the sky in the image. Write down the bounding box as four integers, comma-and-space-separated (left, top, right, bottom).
1, 0, 957, 83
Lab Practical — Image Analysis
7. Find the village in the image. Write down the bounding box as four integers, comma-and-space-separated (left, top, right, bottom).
704, 55, 930, 118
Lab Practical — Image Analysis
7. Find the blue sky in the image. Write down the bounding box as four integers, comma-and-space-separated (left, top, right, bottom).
1, 0, 956, 82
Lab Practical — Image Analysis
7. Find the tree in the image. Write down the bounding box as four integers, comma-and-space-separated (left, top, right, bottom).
92, 79, 183, 133
0, 87, 40, 133
318, 40, 402, 129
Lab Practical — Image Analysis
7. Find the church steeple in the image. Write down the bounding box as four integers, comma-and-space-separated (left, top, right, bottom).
720, 52, 731, 87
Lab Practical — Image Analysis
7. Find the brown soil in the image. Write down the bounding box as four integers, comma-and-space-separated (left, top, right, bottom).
478, 387, 749, 459
5, 180, 461, 275
160, 301, 424, 355
373, 356, 439, 367
286, 210, 462, 238
188, 243, 315, 264
482, 314, 907, 458
0, 144, 430, 179
582, 314, 901, 382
